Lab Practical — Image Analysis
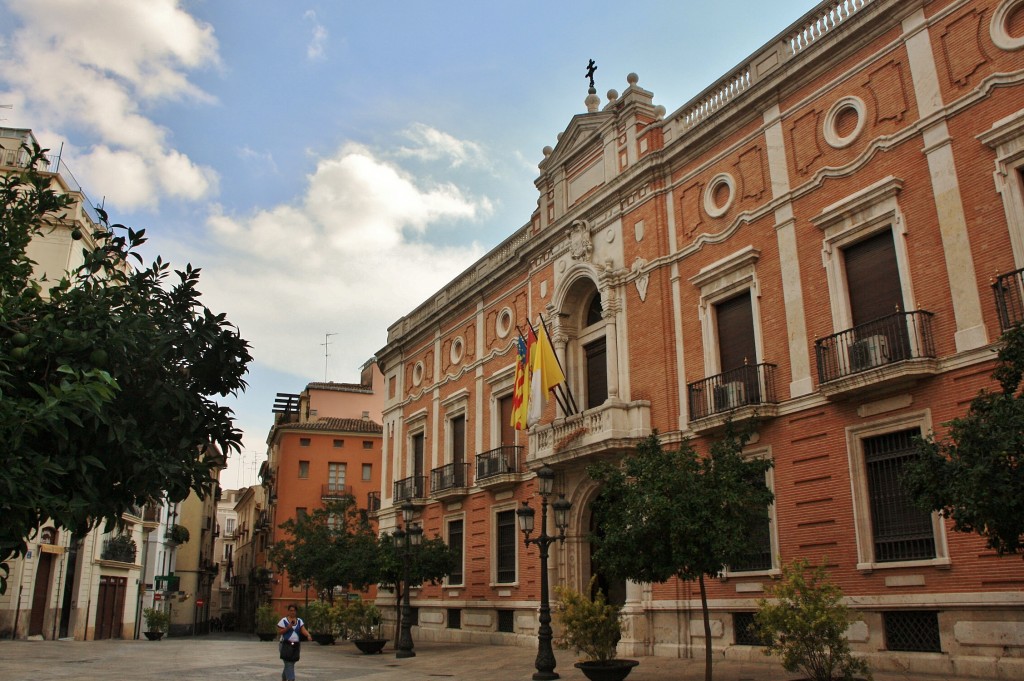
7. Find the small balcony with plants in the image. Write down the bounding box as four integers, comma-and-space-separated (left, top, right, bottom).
320, 483, 352, 501
430, 462, 470, 501
814, 310, 938, 399
687, 362, 778, 433
100, 534, 138, 565
475, 445, 524, 491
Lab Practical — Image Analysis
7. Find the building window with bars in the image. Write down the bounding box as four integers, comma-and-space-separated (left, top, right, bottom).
495, 509, 517, 583
447, 519, 464, 586
863, 428, 935, 562
729, 463, 774, 573
883, 611, 941, 652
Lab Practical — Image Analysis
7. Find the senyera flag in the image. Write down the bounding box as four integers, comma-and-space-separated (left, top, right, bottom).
510, 330, 532, 430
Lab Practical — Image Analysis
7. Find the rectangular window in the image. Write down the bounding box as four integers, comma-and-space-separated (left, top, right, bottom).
451, 415, 465, 465
499, 394, 515, 447
412, 432, 425, 480
333, 439, 344, 448
362, 440, 373, 449
496, 609, 515, 633
733, 612, 768, 646
296, 507, 307, 520
883, 611, 941, 652
299, 437, 311, 447
447, 609, 461, 629
298, 460, 309, 479
328, 462, 346, 491
225, 518, 236, 534
447, 519, 464, 585
584, 337, 608, 409
496, 510, 516, 583
730, 468, 773, 573
864, 428, 935, 562
362, 463, 372, 481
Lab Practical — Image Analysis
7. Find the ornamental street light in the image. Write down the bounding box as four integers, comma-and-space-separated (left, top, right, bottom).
517, 465, 572, 680
396, 500, 422, 659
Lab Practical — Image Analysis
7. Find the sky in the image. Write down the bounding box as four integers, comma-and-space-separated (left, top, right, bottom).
0, 0, 816, 489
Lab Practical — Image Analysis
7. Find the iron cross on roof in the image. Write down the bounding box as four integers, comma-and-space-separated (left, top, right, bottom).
585, 59, 597, 89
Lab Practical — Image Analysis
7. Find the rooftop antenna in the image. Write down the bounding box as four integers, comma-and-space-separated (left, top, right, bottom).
321, 332, 337, 381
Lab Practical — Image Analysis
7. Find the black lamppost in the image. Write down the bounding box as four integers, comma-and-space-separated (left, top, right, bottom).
395, 500, 422, 659
517, 465, 572, 680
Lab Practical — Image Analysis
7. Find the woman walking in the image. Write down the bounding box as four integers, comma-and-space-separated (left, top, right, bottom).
277, 604, 312, 681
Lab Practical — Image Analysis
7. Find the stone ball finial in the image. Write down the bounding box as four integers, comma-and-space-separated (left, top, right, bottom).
626, 72, 639, 86
607, 89, 619, 102
542, 145, 553, 157
585, 91, 600, 113
654, 105, 666, 120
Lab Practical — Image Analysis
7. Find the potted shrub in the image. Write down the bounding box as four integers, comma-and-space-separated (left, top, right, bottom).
342, 598, 387, 654
255, 603, 279, 641
168, 523, 190, 544
753, 558, 872, 681
554, 579, 638, 681
302, 600, 337, 645
142, 606, 169, 640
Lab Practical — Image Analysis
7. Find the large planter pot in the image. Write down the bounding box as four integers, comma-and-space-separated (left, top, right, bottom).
143, 631, 164, 641
352, 638, 388, 654
257, 632, 276, 641
312, 633, 336, 646
573, 659, 639, 681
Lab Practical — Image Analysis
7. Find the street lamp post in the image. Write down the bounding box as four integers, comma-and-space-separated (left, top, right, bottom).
517, 465, 572, 681
396, 500, 422, 659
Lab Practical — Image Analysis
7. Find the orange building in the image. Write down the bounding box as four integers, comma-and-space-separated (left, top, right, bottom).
374, 0, 1024, 676
262, 361, 385, 611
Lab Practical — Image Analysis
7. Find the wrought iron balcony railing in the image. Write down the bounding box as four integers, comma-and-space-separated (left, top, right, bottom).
393, 475, 426, 501
993, 267, 1024, 331
367, 491, 381, 513
320, 483, 352, 500
101, 536, 137, 563
476, 445, 522, 480
431, 462, 470, 492
687, 363, 777, 420
815, 310, 936, 383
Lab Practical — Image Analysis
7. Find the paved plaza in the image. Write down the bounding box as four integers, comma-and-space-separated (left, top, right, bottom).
0, 633, 995, 681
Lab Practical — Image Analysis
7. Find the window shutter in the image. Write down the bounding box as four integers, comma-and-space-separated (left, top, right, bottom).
844, 229, 904, 326
716, 291, 756, 372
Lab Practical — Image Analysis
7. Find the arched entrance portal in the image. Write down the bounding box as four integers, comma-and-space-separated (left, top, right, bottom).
587, 502, 626, 607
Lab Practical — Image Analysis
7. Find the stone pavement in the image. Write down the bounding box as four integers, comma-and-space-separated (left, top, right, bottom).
0, 633, 994, 681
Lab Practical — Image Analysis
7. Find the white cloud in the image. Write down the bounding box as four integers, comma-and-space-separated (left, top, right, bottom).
304, 10, 328, 61
0, 0, 220, 210
199, 141, 491, 381
396, 123, 490, 169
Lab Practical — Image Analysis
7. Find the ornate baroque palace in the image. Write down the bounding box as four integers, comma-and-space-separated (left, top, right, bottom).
374, 0, 1024, 676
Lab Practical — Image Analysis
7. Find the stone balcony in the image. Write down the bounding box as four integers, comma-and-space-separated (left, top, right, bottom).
529, 399, 652, 465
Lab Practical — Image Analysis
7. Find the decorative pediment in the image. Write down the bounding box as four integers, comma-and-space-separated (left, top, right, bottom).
541, 111, 614, 172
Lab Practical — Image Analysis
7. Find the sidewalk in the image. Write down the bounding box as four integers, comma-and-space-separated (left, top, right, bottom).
0, 633, 994, 680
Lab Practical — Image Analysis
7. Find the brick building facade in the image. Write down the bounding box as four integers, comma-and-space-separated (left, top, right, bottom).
375, 0, 1024, 676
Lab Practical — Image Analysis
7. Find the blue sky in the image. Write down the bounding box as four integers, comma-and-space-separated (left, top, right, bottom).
0, 0, 815, 487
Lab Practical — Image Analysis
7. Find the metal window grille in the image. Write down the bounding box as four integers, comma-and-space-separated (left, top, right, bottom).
730, 471, 772, 572
447, 609, 462, 629
883, 611, 941, 652
497, 609, 515, 633
448, 519, 464, 585
496, 510, 517, 583
864, 428, 935, 562
733, 612, 768, 646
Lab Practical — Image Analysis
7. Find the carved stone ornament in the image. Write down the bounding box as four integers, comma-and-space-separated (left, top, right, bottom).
568, 220, 594, 261
632, 258, 650, 302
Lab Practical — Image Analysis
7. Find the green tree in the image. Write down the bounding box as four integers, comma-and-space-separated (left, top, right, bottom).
0, 145, 252, 593
269, 496, 380, 600
754, 559, 871, 681
377, 531, 456, 644
588, 427, 774, 681
904, 323, 1024, 556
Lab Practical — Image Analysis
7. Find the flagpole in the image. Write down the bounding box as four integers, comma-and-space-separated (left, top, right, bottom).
538, 314, 579, 416
527, 317, 571, 416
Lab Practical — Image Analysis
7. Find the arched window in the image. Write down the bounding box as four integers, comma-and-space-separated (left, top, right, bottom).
560, 280, 609, 412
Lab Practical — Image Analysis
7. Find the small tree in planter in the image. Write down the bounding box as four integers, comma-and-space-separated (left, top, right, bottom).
302, 600, 337, 644
255, 603, 278, 641
554, 578, 638, 681
342, 599, 386, 653
142, 606, 169, 640
753, 559, 872, 681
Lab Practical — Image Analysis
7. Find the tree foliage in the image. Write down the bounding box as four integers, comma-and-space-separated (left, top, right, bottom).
588, 426, 774, 681
269, 496, 380, 600
904, 323, 1024, 556
0, 145, 252, 593
554, 577, 622, 663
376, 530, 456, 643
754, 559, 871, 681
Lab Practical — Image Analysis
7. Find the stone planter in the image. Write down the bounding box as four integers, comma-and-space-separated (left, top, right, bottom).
312, 633, 336, 646
143, 631, 164, 641
352, 638, 388, 654
573, 659, 639, 681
